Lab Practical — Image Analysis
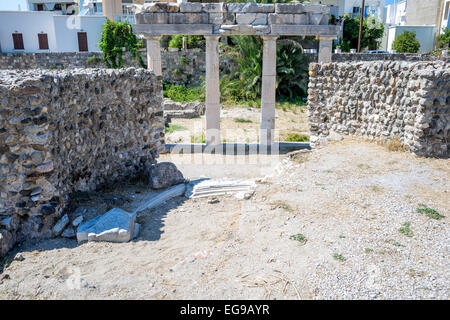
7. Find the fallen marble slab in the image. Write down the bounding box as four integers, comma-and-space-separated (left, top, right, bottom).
76, 208, 139, 243
133, 183, 186, 216
185, 178, 256, 198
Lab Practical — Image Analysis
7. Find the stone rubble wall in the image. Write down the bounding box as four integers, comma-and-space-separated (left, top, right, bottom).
1, 52, 444, 87
308, 61, 450, 158
0, 68, 164, 256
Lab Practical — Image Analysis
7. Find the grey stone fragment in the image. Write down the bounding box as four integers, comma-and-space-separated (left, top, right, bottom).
268, 13, 308, 25
1, 215, 20, 231
202, 3, 226, 13
180, 3, 202, 13
53, 214, 69, 236
136, 12, 168, 24
0, 229, 16, 257
141, 2, 179, 13
227, 3, 274, 13
169, 13, 209, 24
149, 162, 185, 189
209, 12, 235, 25
134, 184, 186, 215
61, 227, 75, 238
303, 4, 330, 14
72, 215, 83, 227
275, 3, 304, 14
309, 13, 324, 25
236, 13, 267, 25
77, 208, 135, 243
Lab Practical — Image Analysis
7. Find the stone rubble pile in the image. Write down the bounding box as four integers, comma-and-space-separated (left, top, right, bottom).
0, 68, 164, 256
163, 98, 205, 123
308, 61, 449, 157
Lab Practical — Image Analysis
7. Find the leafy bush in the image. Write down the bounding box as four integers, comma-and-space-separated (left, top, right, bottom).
285, 133, 310, 142
98, 19, 145, 68
437, 28, 450, 48
220, 35, 310, 103
163, 83, 204, 103
392, 31, 420, 53
168, 35, 205, 49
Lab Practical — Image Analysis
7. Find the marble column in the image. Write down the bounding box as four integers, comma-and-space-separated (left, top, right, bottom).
260, 35, 278, 146
318, 36, 334, 63
205, 35, 221, 145
145, 36, 162, 76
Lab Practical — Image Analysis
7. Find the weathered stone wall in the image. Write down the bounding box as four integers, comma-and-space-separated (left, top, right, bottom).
308, 60, 449, 158
0, 68, 164, 256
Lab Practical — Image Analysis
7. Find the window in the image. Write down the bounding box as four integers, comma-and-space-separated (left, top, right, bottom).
37, 4, 44, 11
54, 4, 62, 11
38, 33, 49, 50
77, 32, 88, 52
12, 33, 24, 50
353, 7, 361, 14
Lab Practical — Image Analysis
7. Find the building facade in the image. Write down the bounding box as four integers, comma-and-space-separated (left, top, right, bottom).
310, 0, 385, 20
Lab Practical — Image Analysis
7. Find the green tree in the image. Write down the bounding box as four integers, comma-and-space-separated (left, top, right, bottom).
392, 31, 421, 53
98, 19, 145, 68
437, 28, 450, 48
340, 16, 384, 51
168, 35, 205, 49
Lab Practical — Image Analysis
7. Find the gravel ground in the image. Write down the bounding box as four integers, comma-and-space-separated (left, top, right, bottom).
0, 138, 448, 299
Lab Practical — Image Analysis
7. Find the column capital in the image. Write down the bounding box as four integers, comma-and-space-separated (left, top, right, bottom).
144, 36, 162, 41
204, 35, 221, 41
317, 35, 336, 41
262, 35, 279, 41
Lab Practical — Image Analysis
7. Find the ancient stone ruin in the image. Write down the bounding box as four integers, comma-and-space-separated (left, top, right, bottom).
133, 2, 339, 145
308, 60, 450, 158
0, 68, 164, 255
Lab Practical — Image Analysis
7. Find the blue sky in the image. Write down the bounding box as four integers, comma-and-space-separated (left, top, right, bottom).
0, 0, 28, 11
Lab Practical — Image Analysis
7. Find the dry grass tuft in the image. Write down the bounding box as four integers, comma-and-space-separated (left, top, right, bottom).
386, 136, 409, 152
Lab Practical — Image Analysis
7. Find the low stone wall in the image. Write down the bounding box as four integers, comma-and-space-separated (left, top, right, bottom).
308, 60, 449, 158
0, 68, 164, 256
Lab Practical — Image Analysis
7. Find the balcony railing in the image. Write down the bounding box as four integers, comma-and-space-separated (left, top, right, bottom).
114, 14, 135, 24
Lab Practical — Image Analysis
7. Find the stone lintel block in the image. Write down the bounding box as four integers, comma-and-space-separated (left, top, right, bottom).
169, 13, 209, 24
134, 24, 214, 36
219, 24, 256, 35
309, 13, 325, 25
209, 12, 235, 25
268, 13, 309, 25
303, 4, 330, 14
275, 3, 304, 14
141, 2, 179, 13
179, 2, 202, 13
135, 13, 169, 24
270, 24, 339, 36
227, 3, 275, 13
254, 25, 271, 35
236, 13, 268, 25
202, 3, 226, 13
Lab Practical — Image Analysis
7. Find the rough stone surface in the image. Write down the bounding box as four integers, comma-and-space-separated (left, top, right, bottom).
0, 68, 164, 256
52, 214, 69, 236
149, 162, 185, 189
76, 208, 137, 243
308, 61, 450, 158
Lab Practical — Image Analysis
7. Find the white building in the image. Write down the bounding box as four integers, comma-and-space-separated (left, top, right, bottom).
310, 0, 386, 20
384, 0, 407, 25
0, 11, 105, 53
27, 0, 78, 14
440, 0, 450, 33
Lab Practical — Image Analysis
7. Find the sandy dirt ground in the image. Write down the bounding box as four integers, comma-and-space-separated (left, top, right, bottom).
165, 105, 309, 144
0, 138, 448, 300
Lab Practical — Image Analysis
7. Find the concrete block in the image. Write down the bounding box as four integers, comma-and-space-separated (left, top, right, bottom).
236, 13, 267, 25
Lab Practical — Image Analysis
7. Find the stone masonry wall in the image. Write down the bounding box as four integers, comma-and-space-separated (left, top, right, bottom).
0, 68, 164, 256
308, 60, 449, 158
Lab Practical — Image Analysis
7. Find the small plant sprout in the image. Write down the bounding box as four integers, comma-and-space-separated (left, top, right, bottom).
290, 233, 307, 245
399, 222, 413, 237
332, 253, 347, 262
416, 205, 445, 220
